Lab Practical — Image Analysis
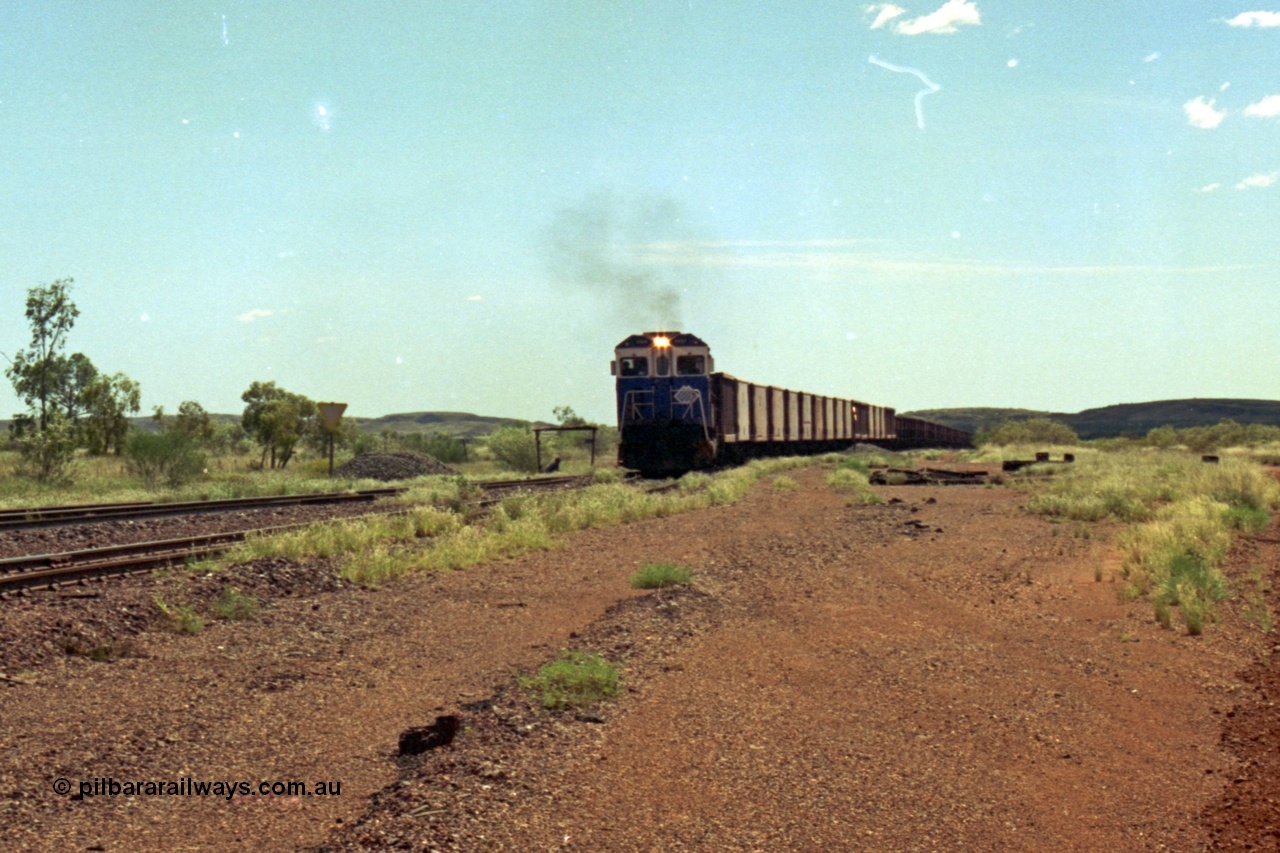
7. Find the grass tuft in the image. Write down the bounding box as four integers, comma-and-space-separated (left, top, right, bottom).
212, 587, 259, 620
825, 465, 883, 505
629, 561, 693, 589
1223, 504, 1270, 532
771, 475, 798, 492
519, 649, 620, 711
155, 597, 205, 634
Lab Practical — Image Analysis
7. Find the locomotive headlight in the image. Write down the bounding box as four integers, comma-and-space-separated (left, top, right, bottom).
653, 335, 671, 348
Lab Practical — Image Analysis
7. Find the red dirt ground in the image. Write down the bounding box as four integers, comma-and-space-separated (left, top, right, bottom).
1, 466, 1276, 850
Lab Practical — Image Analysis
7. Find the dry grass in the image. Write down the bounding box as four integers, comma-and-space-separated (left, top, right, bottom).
1023, 449, 1279, 633
207, 456, 823, 585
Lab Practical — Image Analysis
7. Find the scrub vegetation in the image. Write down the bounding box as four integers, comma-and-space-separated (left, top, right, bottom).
976, 417, 1079, 447
1015, 448, 1279, 634
200, 456, 818, 586
824, 456, 885, 505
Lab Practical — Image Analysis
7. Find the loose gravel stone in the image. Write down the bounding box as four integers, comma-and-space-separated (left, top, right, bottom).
332, 451, 456, 481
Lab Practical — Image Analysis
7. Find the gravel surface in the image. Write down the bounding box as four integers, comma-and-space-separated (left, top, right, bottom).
0, 466, 1275, 851
332, 452, 455, 481
0, 500, 402, 674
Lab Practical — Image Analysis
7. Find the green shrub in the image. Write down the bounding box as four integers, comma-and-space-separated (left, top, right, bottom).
127, 429, 207, 488
1223, 504, 1270, 532
1154, 551, 1230, 608
485, 426, 540, 473
978, 418, 1079, 447
519, 650, 620, 710
400, 431, 468, 464
630, 561, 693, 589
14, 416, 77, 484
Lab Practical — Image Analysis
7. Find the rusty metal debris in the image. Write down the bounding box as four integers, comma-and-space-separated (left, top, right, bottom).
870, 468, 989, 486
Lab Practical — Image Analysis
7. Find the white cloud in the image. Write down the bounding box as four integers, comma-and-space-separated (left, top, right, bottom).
1244, 94, 1280, 117
894, 0, 981, 35
1183, 96, 1227, 129
631, 239, 1256, 277
237, 308, 274, 323
867, 3, 906, 29
1224, 10, 1280, 27
1236, 171, 1279, 189
1195, 183, 1222, 193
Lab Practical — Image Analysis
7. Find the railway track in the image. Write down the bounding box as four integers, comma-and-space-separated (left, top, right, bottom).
0, 526, 305, 595
0, 475, 596, 532
0, 473, 601, 596
0, 488, 404, 531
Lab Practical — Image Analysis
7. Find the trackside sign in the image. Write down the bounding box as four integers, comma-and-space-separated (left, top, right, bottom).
317, 402, 348, 433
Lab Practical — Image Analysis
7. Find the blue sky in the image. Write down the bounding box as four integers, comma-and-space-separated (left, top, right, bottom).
2, 2, 1278, 424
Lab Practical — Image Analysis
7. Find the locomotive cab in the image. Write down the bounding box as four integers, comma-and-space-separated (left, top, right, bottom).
613, 332, 716, 474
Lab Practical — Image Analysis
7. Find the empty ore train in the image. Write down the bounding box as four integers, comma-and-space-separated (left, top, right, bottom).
611, 331, 972, 475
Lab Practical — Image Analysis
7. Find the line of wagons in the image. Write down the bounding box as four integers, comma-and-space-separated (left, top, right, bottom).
612, 331, 972, 476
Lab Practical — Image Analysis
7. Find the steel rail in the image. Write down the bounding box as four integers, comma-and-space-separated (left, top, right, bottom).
0, 524, 318, 593
474, 474, 591, 491
0, 488, 404, 531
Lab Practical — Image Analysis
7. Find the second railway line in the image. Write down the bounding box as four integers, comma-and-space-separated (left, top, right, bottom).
0, 473, 602, 596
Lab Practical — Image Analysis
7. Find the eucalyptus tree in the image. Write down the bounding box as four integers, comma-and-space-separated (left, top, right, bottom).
5, 278, 81, 430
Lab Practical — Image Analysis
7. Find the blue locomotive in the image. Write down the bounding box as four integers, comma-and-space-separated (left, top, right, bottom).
611, 331, 971, 474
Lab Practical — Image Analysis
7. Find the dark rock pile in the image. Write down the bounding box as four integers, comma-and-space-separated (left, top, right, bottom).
332, 451, 456, 481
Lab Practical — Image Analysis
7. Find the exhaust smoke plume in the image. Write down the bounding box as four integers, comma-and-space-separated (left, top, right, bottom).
548, 192, 696, 329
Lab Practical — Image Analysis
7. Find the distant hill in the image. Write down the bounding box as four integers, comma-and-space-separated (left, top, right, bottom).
900, 408, 1052, 436
345, 411, 551, 439
903, 399, 1280, 440
17, 400, 1279, 444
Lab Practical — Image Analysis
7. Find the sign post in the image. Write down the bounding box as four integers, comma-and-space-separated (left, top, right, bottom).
317, 402, 348, 477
